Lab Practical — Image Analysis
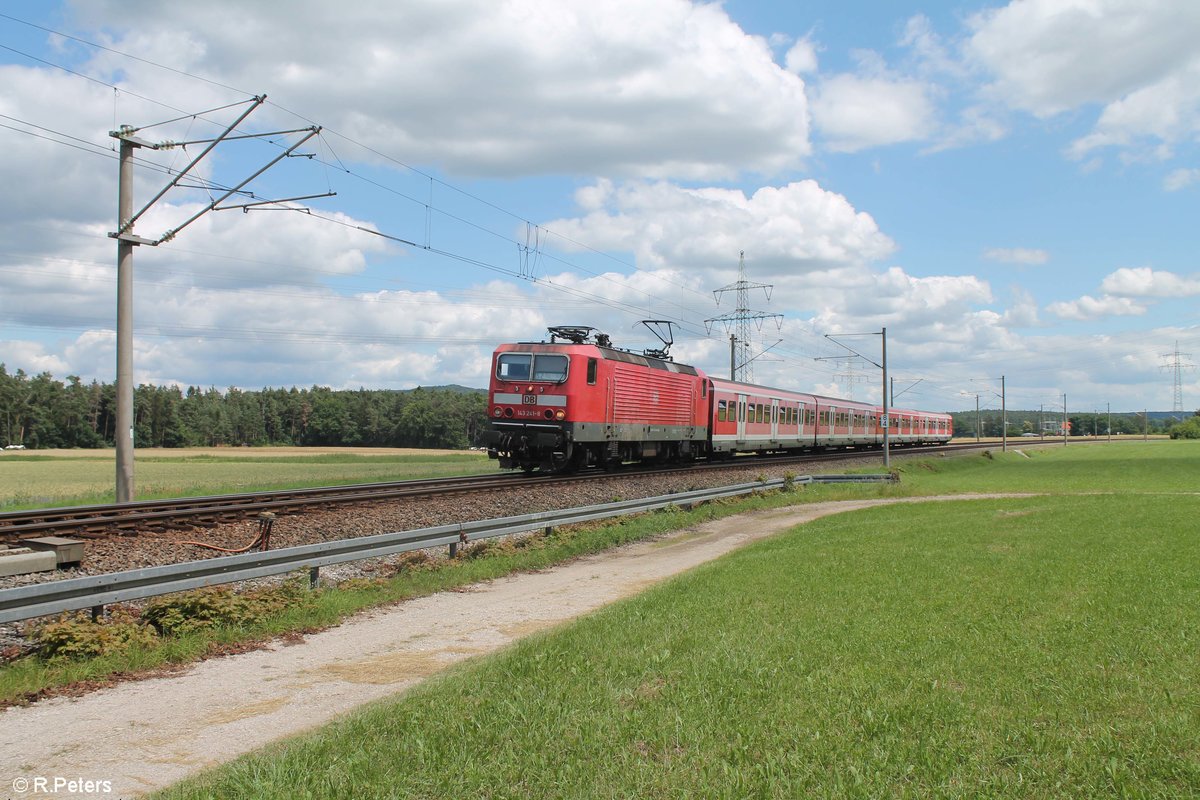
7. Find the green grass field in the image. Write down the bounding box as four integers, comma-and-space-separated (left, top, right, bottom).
149, 441, 1200, 799
0, 448, 493, 510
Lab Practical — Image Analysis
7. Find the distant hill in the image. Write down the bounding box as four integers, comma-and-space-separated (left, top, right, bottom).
408, 384, 485, 394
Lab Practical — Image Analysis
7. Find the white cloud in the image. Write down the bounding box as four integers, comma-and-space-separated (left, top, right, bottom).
1001, 287, 1040, 328
900, 14, 964, 81
817, 267, 993, 332
811, 73, 936, 152
983, 247, 1049, 265
1100, 267, 1200, 298
1164, 168, 1200, 191
543, 179, 896, 275
68, 0, 812, 181
967, 0, 1200, 115
1046, 294, 1147, 320
966, 0, 1200, 160
784, 38, 819, 74
0, 65, 119, 221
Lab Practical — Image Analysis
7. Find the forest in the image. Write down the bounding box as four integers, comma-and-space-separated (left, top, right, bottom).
0, 365, 488, 450
3, 363, 1194, 450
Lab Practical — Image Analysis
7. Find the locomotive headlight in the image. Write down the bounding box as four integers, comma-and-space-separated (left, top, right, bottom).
492, 407, 503, 417
555, 410, 566, 420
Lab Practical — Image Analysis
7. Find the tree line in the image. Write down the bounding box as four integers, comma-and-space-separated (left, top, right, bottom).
5, 363, 1197, 450
0, 364, 487, 450
948, 408, 1182, 439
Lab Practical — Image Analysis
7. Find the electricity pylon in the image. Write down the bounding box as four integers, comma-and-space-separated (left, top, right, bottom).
704, 251, 782, 382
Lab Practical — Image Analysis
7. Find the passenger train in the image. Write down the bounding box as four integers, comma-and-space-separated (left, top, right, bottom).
482, 326, 952, 472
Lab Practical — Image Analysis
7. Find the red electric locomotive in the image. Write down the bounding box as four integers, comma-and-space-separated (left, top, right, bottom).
483, 326, 708, 472
483, 326, 952, 472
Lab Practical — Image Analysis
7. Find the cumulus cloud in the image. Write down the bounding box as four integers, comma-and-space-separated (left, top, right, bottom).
1001, 287, 1040, 328
983, 247, 1049, 265
965, 0, 1200, 160
67, 0, 812, 180
1100, 267, 1200, 298
542, 178, 896, 275
812, 267, 995, 344
1046, 294, 1147, 320
966, 0, 1200, 115
810, 73, 936, 152
784, 38, 819, 74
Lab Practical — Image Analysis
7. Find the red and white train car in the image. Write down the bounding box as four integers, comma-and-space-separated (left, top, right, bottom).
708, 378, 952, 454
483, 328, 952, 472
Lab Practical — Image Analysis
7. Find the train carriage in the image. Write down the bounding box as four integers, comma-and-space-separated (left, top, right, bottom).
484, 327, 952, 472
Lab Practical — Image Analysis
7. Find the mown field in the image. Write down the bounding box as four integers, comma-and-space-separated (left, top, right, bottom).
0, 447, 492, 510
150, 441, 1200, 799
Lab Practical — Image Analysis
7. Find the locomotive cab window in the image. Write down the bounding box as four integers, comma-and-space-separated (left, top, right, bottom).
532, 354, 569, 382
587, 357, 597, 385
496, 353, 531, 381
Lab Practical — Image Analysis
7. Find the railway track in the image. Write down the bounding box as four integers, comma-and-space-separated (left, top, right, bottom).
0, 473, 534, 544
0, 440, 1017, 545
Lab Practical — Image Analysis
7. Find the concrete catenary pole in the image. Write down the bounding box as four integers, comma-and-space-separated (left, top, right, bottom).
1001, 375, 1007, 453
882, 327, 889, 469
115, 136, 136, 503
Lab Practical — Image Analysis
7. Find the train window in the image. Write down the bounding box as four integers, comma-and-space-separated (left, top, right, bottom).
587, 358, 597, 385
747, 403, 756, 422
496, 353, 531, 381
532, 355, 569, 382
718, 400, 728, 422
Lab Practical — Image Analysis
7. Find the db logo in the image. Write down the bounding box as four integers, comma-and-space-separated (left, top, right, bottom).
522, 395, 537, 405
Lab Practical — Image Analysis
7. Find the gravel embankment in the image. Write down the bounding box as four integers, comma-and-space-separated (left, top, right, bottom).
0, 457, 887, 649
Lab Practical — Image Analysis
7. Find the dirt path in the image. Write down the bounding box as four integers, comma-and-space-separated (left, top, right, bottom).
0, 494, 1014, 799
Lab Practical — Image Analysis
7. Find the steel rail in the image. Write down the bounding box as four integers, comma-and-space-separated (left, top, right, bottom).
0, 473, 893, 624
0, 473, 532, 540
0, 440, 1006, 542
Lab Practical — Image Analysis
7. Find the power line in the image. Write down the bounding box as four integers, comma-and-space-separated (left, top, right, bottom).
0, 13, 722, 323
1160, 341, 1196, 419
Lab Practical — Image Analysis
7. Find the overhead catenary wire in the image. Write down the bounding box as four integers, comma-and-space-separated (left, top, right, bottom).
0, 13, 722, 317
2, 12, 1192, 410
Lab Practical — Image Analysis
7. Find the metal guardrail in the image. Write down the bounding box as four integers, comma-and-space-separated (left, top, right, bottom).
0, 474, 893, 624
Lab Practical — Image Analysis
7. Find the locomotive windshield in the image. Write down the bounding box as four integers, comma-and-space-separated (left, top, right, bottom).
496, 353, 568, 383
533, 355, 568, 381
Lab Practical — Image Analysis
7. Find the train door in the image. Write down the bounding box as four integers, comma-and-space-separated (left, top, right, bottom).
771, 398, 779, 442
737, 394, 747, 443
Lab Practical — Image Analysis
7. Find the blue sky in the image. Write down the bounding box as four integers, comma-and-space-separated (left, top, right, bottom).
0, 0, 1197, 414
